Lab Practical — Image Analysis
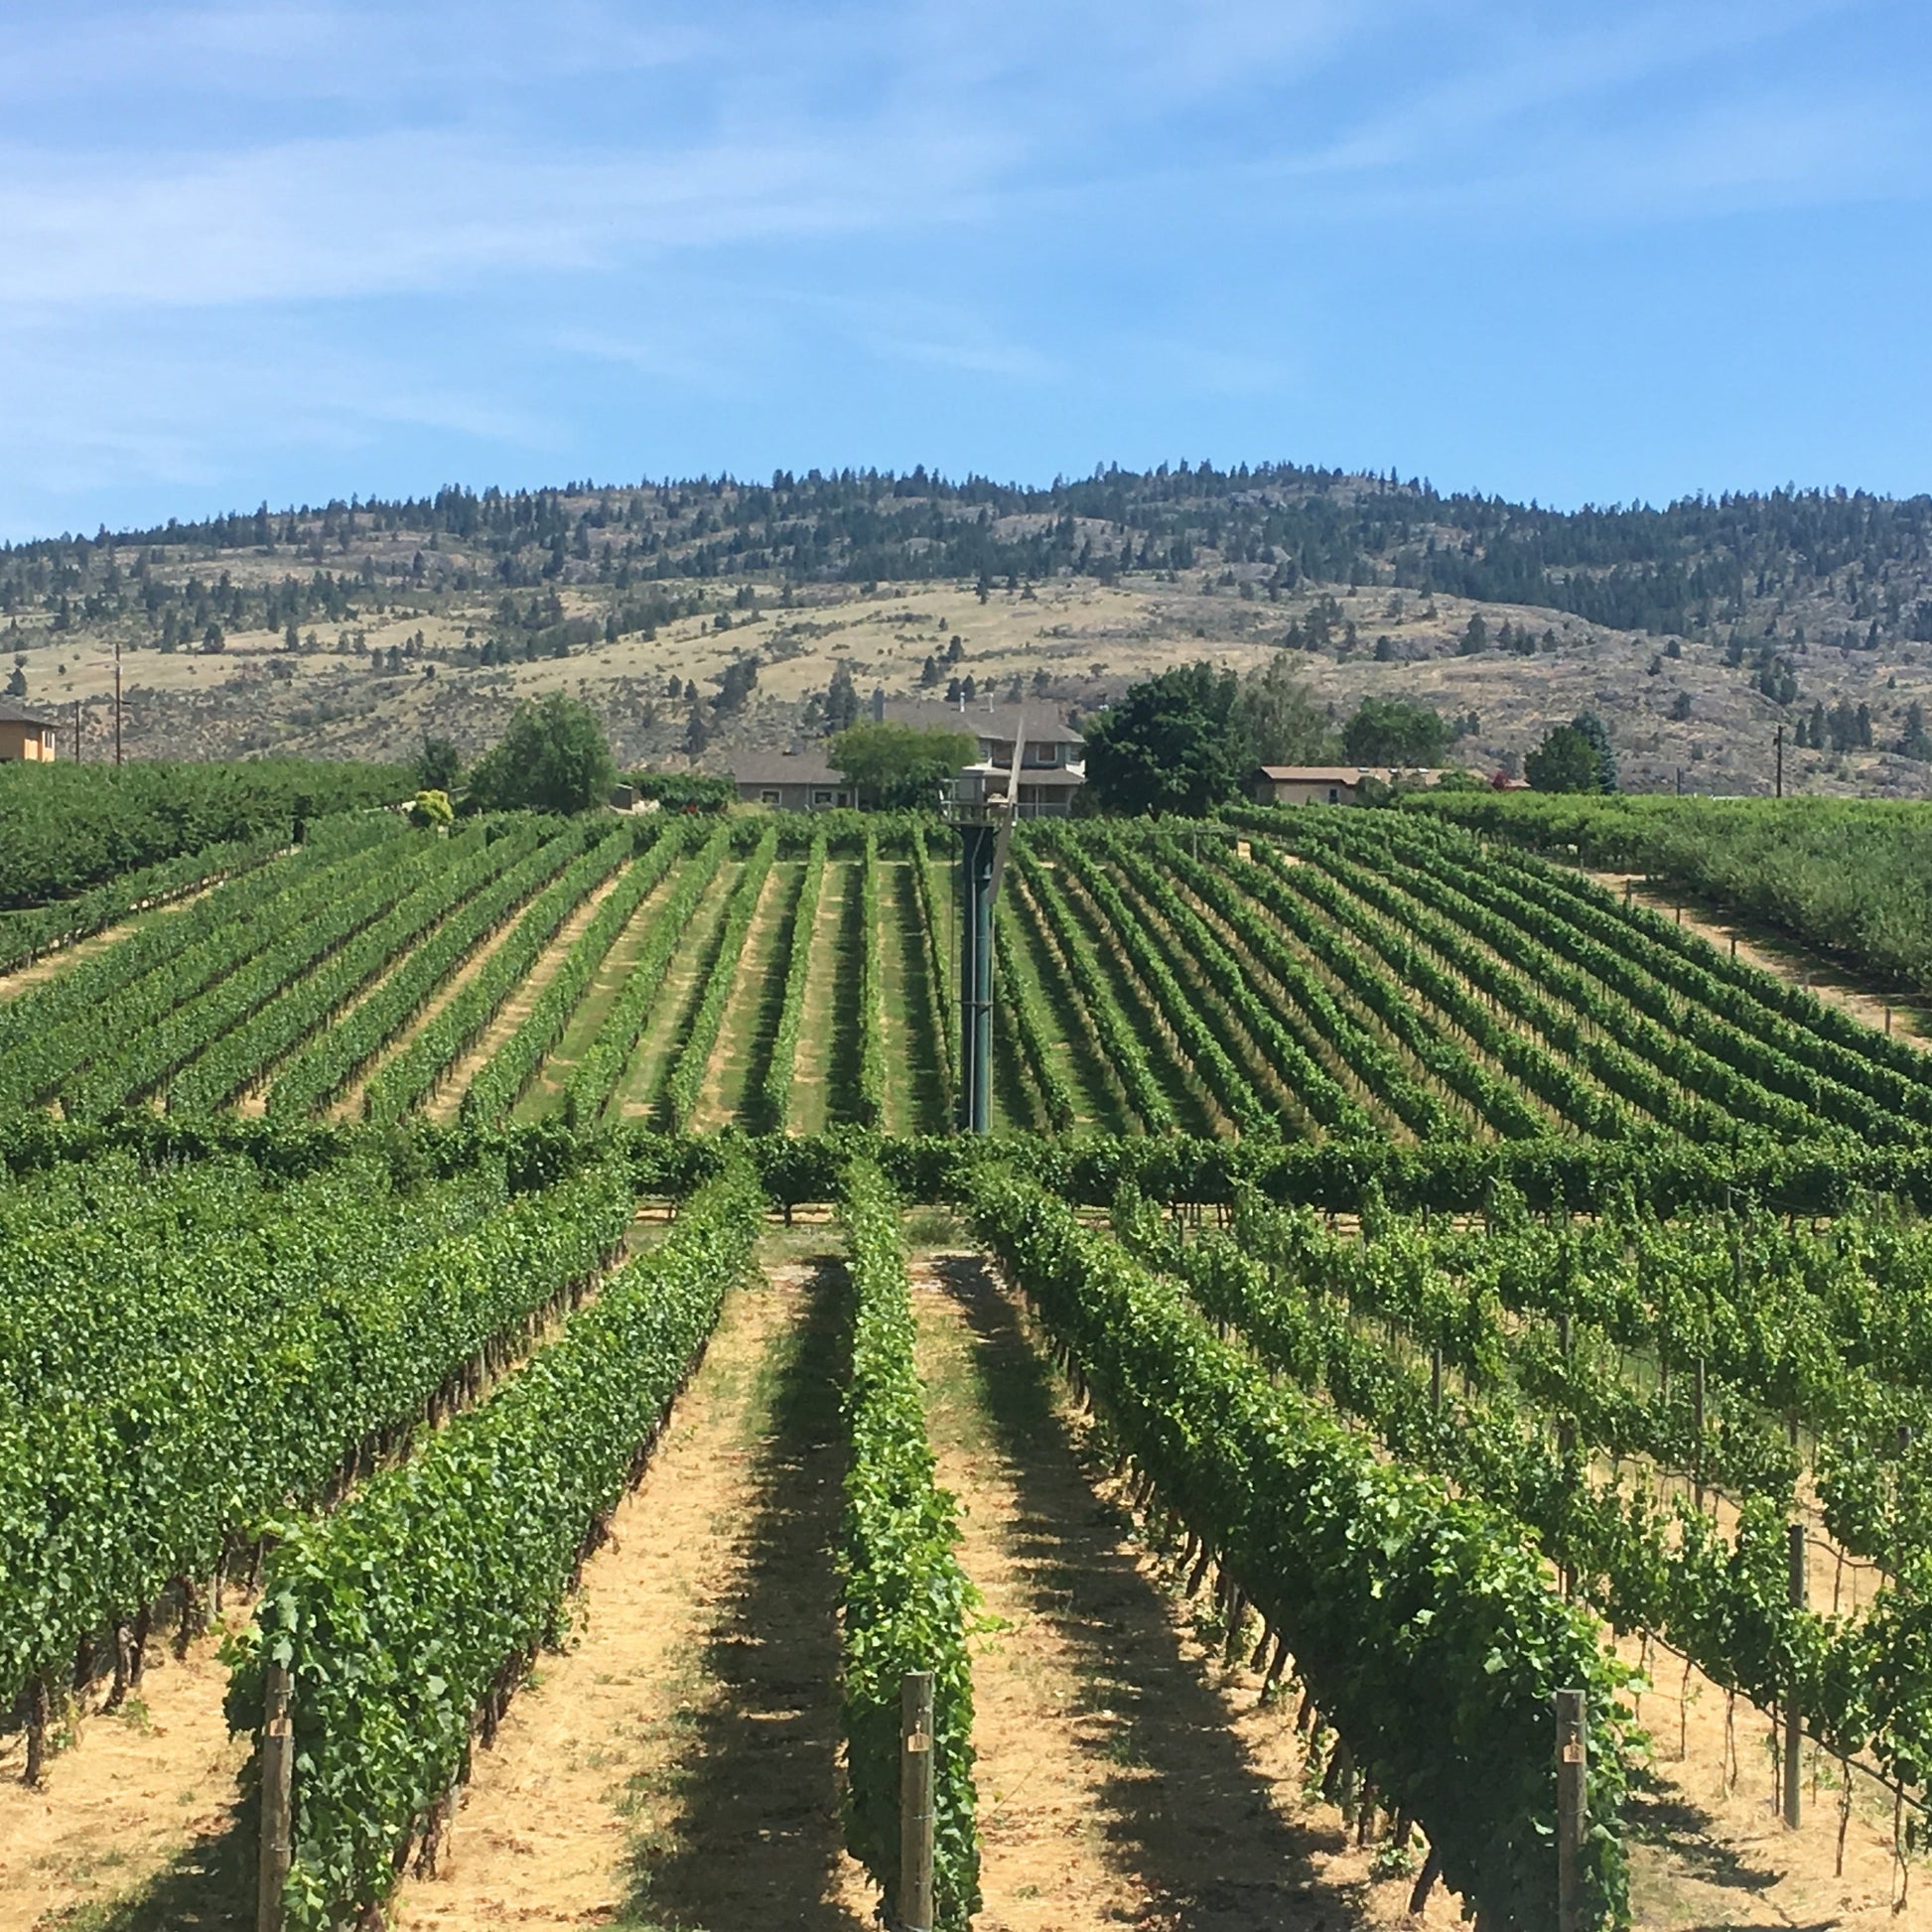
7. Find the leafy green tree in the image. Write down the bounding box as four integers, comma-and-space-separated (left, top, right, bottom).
1232, 657, 1336, 765
830, 722, 976, 809
5, 658, 24, 700
467, 692, 616, 814
408, 788, 455, 830
1341, 697, 1451, 765
414, 735, 464, 793
1569, 712, 1618, 790
1899, 701, 1932, 761
1524, 724, 1602, 792
1084, 661, 1245, 815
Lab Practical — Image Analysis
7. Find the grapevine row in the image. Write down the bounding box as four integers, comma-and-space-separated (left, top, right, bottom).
461, 823, 693, 1124
759, 835, 827, 1132
662, 828, 778, 1133
0, 814, 403, 1072
1, 1156, 632, 1737
164, 825, 522, 1114
561, 828, 732, 1128
1048, 841, 1268, 1135
361, 823, 639, 1124
908, 823, 958, 1115
837, 1161, 979, 1927
266, 819, 592, 1119
0, 828, 420, 1117
1133, 1188, 1932, 1818
992, 902, 1077, 1131
966, 1165, 1631, 1931
233, 1163, 760, 1931
856, 833, 888, 1128
0, 828, 288, 977
1010, 850, 1175, 1133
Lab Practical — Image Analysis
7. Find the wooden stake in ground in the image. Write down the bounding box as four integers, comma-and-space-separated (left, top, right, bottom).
899, 1671, 936, 1932
257, 1664, 294, 1932
1556, 1688, 1586, 1932
1784, 1523, 1804, 1831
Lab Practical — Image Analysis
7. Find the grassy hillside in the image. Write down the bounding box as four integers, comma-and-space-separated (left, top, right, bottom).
6, 464, 1932, 795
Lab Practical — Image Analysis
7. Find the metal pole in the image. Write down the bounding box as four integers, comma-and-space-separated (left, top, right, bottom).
956, 821, 995, 1134
1775, 724, 1784, 799
899, 1671, 936, 1932
1555, 1688, 1587, 1932
1784, 1523, 1804, 1829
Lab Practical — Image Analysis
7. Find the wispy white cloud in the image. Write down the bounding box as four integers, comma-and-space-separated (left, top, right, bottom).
0, 0, 1923, 534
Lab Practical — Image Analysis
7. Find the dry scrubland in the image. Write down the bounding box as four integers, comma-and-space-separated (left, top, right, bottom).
12, 493, 1932, 796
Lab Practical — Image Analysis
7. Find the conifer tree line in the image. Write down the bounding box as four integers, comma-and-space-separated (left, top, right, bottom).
7, 463, 1932, 649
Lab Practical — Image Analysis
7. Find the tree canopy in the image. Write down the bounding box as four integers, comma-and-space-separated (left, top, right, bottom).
1525, 712, 1618, 793
1524, 725, 1604, 793
1340, 697, 1451, 766
467, 692, 616, 814
1083, 662, 1247, 816
829, 721, 976, 809
1237, 656, 1338, 766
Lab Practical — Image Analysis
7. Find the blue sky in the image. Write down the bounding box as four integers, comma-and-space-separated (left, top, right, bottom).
0, 0, 1926, 539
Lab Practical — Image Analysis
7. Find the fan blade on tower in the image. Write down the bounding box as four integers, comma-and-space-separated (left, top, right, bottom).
988, 710, 1027, 903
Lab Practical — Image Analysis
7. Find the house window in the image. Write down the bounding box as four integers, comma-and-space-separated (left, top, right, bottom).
812, 789, 834, 807
760, 789, 781, 806
1327, 787, 1340, 804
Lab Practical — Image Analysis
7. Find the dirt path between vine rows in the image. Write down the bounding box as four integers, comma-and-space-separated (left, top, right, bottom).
390, 1250, 876, 1932
1587, 869, 1931, 1045
910, 1252, 1458, 1932
0, 890, 211, 1005
423, 861, 633, 1124
0, 1606, 252, 1932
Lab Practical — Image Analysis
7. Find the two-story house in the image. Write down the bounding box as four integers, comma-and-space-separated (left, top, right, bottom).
904, 703, 1087, 817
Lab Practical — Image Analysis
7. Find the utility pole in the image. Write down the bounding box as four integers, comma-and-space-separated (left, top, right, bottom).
73, 698, 82, 762
114, 637, 124, 764
1774, 723, 1784, 798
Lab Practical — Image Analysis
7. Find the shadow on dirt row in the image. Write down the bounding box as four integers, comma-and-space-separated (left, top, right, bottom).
621, 1258, 870, 1932
73, 1818, 251, 1932
932, 1252, 1375, 1932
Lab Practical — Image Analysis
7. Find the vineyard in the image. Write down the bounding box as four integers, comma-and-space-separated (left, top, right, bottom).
5, 798, 1932, 1931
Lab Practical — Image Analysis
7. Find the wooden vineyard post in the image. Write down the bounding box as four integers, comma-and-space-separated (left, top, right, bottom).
1692, 1357, 1707, 1511
1784, 1524, 1804, 1830
1556, 1688, 1587, 1932
899, 1671, 936, 1932
258, 1664, 294, 1932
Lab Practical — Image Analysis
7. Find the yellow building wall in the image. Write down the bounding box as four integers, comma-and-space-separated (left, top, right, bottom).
0, 723, 57, 761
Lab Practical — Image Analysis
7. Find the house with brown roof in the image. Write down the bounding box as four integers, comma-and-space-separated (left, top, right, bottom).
0, 699, 59, 762
1251, 764, 1462, 806
892, 701, 1086, 817
729, 750, 857, 812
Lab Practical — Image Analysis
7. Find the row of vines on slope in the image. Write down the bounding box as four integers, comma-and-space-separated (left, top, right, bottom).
837, 1160, 979, 1927
230, 1162, 761, 1931
966, 1165, 1631, 1932
1, 1153, 634, 1757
